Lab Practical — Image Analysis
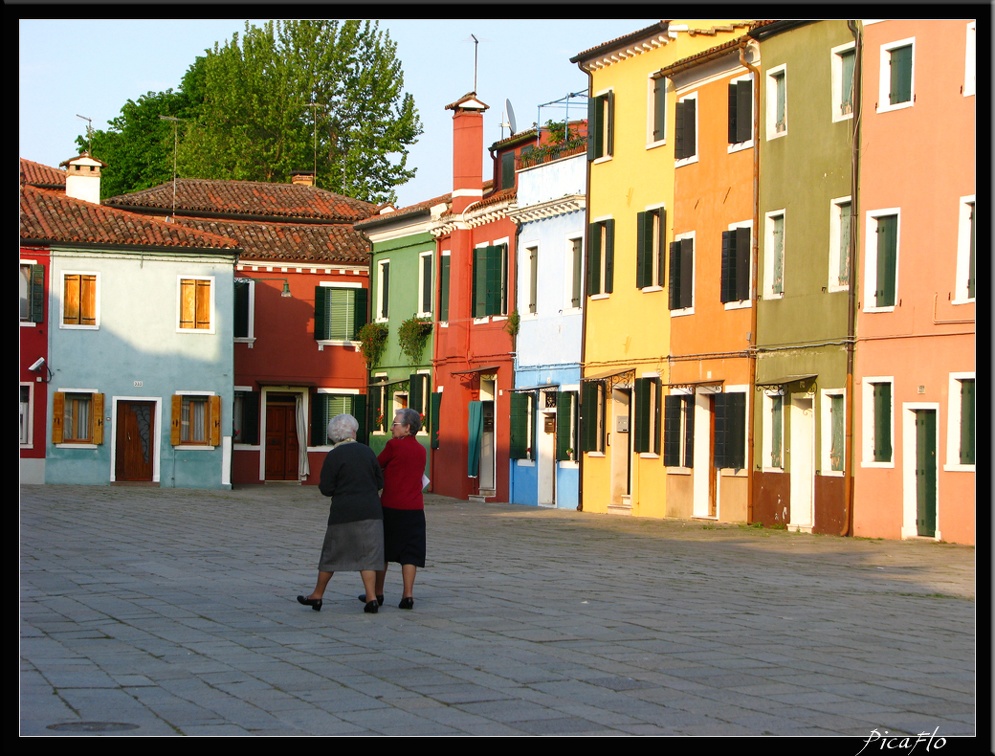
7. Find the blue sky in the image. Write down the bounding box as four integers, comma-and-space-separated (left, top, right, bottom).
19, 18, 659, 207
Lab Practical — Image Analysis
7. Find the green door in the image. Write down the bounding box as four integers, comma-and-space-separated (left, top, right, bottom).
915, 410, 937, 537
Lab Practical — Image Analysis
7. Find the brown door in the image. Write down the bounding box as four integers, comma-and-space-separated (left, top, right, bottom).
265, 400, 299, 480
116, 401, 155, 481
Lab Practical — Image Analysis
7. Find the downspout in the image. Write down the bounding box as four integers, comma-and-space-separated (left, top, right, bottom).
359, 229, 375, 444
575, 63, 594, 512
740, 42, 761, 525
841, 20, 862, 537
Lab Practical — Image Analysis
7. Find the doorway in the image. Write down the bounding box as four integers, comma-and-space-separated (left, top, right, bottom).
115, 400, 156, 482
788, 395, 815, 531
610, 386, 631, 508
914, 409, 937, 537
265, 394, 300, 480
538, 404, 556, 507
478, 377, 497, 494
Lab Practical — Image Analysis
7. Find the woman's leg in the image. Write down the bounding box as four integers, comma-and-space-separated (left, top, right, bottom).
308, 570, 333, 600
374, 564, 388, 596
360, 570, 378, 603
401, 564, 417, 599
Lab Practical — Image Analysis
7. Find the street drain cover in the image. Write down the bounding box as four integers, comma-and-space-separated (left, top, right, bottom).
49, 722, 140, 732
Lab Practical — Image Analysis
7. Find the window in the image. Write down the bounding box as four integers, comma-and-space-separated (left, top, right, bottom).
472, 243, 509, 318
964, 22, 976, 97
526, 246, 539, 314
580, 380, 606, 453
767, 66, 787, 138
500, 151, 516, 190
20, 263, 44, 324
821, 390, 846, 474
178, 277, 213, 331
664, 392, 694, 468
865, 212, 899, 309
510, 392, 535, 460
438, 252, 451, 322
636, 208, 665, 290
369, 382, 388, 434
947, 375, 975, 468
62, 272, 97, 328
649, 75, 666, 145
314, 285, 367, 342
955, 197, 975, 303
556, 390, 579, 461
52, 391, 104, 444
728, 77, 753, 145
721, 225, 752, 304
588, 90, 614, 160
19, 384, 32, 446
764, 211, 785, 298
586, 219, 614, 297
408, 373, 430, 428
633, 376, 661, 455
832, 43, 856, 121
675, 94, 697, 161
418, 251, 433, 316
863, 378, 893, 465
311, 392, 366, 446
880, 39, 914, 110
569, 237, 583, 309
713, 391, 746, 470
669, 235, 694, 312
171, 394, 221, 446
234, 278, 254, 340
232, 389, 259, 445
376, 260, 390, 321
828, 197, 852, 291
762, 391, 784, 470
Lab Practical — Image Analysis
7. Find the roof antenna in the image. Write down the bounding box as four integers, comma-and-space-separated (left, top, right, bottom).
471, 34, 478, 93
76, 114, 92, 155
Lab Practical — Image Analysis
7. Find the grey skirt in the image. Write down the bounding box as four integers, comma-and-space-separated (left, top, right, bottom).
317, 518, 385, 572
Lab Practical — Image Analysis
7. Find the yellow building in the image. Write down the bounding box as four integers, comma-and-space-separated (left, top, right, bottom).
571, 20, 752, 517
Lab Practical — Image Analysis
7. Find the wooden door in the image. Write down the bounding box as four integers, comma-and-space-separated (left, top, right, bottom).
915, 410, 937, 537
116, 401, 155, 482
265, 402, 299, 480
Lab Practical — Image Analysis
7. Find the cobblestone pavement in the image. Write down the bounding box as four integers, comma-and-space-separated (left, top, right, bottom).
19, 484, 979, 739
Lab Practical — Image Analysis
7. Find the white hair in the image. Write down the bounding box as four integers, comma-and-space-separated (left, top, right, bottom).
327, 413, 359, 443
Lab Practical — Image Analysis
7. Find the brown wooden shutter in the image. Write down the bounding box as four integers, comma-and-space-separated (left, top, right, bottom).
52, 391, 65, 443
92, 393, 105, 444
210, 395, 222, 446
171, 394, 182, 445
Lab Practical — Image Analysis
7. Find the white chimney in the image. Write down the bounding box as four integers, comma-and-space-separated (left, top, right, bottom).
61, 153, 105, 204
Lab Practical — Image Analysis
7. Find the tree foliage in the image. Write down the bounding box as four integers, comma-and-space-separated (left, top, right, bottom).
79, 20, 422, 204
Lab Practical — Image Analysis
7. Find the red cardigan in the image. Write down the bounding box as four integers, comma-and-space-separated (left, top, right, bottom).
377, 435, 426, 510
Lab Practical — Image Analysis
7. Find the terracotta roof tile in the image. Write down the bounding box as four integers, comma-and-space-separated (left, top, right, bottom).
20, 185, 239, 251
105, 178, 377, 223
171, 217, 370, 265
354, 192, 452, 230
20, 158, 67, 189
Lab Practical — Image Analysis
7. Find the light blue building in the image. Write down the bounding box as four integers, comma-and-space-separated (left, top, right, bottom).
31, 160, 241, 489
508, 143, 587, 508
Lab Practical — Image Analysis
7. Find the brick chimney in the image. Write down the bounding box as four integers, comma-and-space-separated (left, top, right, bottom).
291, 171, 315, 187
61, 153, 105, 204
445, 93, 488, 214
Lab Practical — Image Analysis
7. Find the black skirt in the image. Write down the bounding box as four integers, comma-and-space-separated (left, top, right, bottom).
382, 507, 426, 567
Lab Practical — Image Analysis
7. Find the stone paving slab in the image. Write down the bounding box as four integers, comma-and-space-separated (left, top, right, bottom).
19, 483, 982, 741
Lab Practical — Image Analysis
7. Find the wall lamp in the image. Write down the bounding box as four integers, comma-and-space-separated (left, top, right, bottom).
29, 357, 53, 383
237, 277, 292, 298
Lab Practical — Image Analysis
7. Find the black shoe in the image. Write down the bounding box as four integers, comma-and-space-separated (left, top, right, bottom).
358, 594, 384, 606
398, 597, 414, 610
364, 600, 379, 614
297, 595, 322, 612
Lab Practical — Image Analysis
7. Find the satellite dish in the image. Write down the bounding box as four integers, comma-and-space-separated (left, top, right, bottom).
504, 98, 518, 136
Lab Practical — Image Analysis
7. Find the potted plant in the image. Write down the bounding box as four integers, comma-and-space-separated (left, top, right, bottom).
397, 315, 432, 364
357, 322, 388, 367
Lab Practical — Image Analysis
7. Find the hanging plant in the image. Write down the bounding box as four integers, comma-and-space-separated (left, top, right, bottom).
397, 315, 433, 364
357, 322, 388, 367
505, 309, 520, 337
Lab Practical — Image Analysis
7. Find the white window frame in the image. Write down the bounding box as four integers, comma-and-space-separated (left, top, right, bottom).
60, 270, 100, 330
589, 217, 613, 300
864, 208, 901, 313
670, 231, 696, 317
640, 204, 666, 293
417, 250, 433, 317
567, 236, 584, 311
761, 388, 785, 473
591, 88, 614, 163
175, 390, 217, 449
763, 209, 786, 300
376, 259, 390, 322
20, 382, 33, 447
56, 388, 100, 448
944, 373, 975, 471
675, 91, 699, 166
878, 38, 916, 113
234, 277, 256, 344
316, 281, 363, 348
472, 237, 510, 322
964, 22, 976, 97
766, 65, 787, 140
523, 244, 539, 317
820, 388, 847, 477
727, 73, 755, 152
647, 74, 667, 148
176, 275, 215, 334
828, 196, 853, 292
20, 260, 42, 326
862, 377, 895, 468
232, 386, 257, 448
439, 250, 451, 326
954, 195, 975, 304
831, 42, 857, 123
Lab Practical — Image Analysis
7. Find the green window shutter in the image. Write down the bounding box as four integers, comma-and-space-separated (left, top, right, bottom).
728, 81, 752, 143
876, 216, 898, 307
473, 247, 486, 317
430, 391, 442, 449
487, 245, 504, 316
555, 391, 573, 461
652, 77, 666, 142
676, 99, 695, 159
729, 393, 746, 469
314, 286, 328, 340
839, 202, 852, 285
721, 231, 735, 303
380, 262, 390, 319
713, 393, 728, 468
509, 392, 530, 459
586, 222, 602, 296
580, 381, 600, 452
439, 255, 450, 321
30, 264, 45, 324
664, 395, 682, 466
352, 288, 368, 340
234, 280, 249, 338
605, 91, 614, 157
960, 379, 975, 464
409, 374, 425, 415
683, 396, 695, 468
840, 49, 855, 115
735, 227, 751, 301
770, 395, 783, 468
830, 394, 844, 471
603, 220, 615, 293
774, 73, 786, 131
967, 203, 976, 299
772, 216, 784, 295
528, 248, 538, 313
587, 94, 600, 161
889, 45, 913, 104
501, 152, 516, 190
633, 378, 651, 453
310, 394, 329, 446
241, 392, 259, 445
636, 211, 651, 288
873, 383, 892, 462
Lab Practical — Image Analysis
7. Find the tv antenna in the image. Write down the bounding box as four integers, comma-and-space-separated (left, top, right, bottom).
76, 114, 93, 154
501, 99, 518, 138
158, 115, 187, 219
471, 34, 479, 92
304, 101, 326, 183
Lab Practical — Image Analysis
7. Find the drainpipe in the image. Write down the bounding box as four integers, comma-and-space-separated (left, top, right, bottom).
575, 64, 594, 512
740, 42, 761, 525
841, 20, 862, 537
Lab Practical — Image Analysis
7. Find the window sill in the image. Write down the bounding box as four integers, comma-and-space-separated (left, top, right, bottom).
766, 130, 787, 141
861, 460, 895, 469
645, 139, 666, 150
638, 453, 660, 460
832, 112, 855, 124
590, 294, 610, 302
233, 443, 261, 450
640, 286, 663, 294
235, 337, 257, 348
56, 443, 97, 449
819, 470, 845, 477
586, 451, 605, 458
764, 292, 785, 301
943, 463, 975, 472
592, 155, 613, 166
20, 321, 39, 328
175, 444, 216, 451
863, 305, 896, 314
827, 284, 850, 294
515, 459, 535, 467
60, 324, 99, 330
176, 328, 215, 335
666, 466, 691, 475
670, 307, 695, 318
876, 101, 914, 114
316, 340, 361, 351
723, 300, 752, 310
727, 140, 754, 154
675, 155, 699, 167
